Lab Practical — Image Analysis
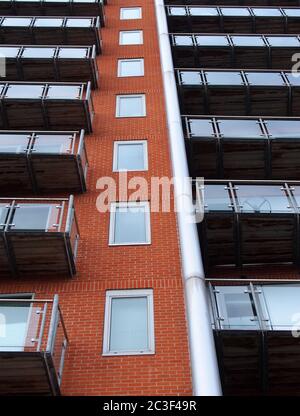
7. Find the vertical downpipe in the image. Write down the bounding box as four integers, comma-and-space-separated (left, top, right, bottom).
154, 0, 222, 396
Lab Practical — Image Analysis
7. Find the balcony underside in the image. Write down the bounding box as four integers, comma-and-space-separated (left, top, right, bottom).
178, 86, 300, 117
0, 101, 93, 132
0, 154, 86, 193
215, 330, 300, 395
187, 138, 300, 180
172, 46, 298, 70
0, 2, 105, 26
167, 16, 298, 34
0, 233, 75, 277
0, 352, 60, 396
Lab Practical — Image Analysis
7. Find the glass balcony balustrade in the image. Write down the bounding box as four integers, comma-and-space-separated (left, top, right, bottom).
207, 282, 300, 395
196, 181, 300, 269
0, 16, 102, 53
171, 34, 300, 69
0, 130, 88, 193
0, 0, 105, 26
0, 195, 79, 277
166, 6, 300, 34
183, 116, 300, 179
0, 81, 94, 132
0, 45, 98, 88
0, 295, 68, 395
177, 69, 300, 116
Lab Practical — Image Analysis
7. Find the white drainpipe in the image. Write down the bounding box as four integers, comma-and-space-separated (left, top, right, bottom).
154, 0, 222, 396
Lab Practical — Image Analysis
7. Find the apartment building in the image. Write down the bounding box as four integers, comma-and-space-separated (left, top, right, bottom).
0, 0, 300, 398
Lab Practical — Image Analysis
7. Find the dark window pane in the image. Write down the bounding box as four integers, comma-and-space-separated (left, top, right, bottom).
205, 71, 244, 85
245, 72, 284, 86
231, 36, 265, 47
189, 119, 214, 137
219, 119, 263, 138
196, 35, 229, 46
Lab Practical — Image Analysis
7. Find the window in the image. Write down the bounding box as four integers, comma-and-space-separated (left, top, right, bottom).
117, 58, 144, 77
120, 7, 142, 20
119, 30, 143, 45
109, 201, 151, 245
103, 289, 155, 355
116, 94, 146, 117
113, 140, 148, 171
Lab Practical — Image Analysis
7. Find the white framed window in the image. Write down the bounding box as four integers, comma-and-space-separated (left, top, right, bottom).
109, 201, 151, 245
113, 140, 148, 172
119, 30, 143, 45
120, 7, 142, 20
117, 58, 144, 77
116, 94, 146, 118
103, 289, 155, 356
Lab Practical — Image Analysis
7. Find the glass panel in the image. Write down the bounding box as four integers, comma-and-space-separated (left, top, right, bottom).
22, 47, 56, 58
33, 134, 73, 154
5, 84, 44, 99
10, 204, 59, 231
219, 119, 263, 138
189, 119, 214, 137
120, 8, 141, 20
245, 72, 285, 86
120, 31, 143, 45
231, 36, 265, 47
237, 185, 290, 213
0, 47, 20, 58
188, 7, 218, 16
0, 301, 31, 351
118, 59, 144, 77
252, 8, 282, 17
45, 85, 81, 99
66, 18, 92, 27
196, 35, 229, 46
266, 119, 300, 138
266, 36, 300, 47
262, 285, 300, 330
285, 73, 300, 86
113, 205, 147, 244
169, 7, 186, 16
34, 18, 64, 27
116, 142, 145, 171
179, 71, 202, 85
2, 18, 32, 27
215, 286, 258, 329
110, 297, 148, 351
220, 7, 250, 16
205, 71, 244, 85
204, 184, 232, 211
0, 204, 9, 230
58, 47, 88, 58
117, 96, 145, 117
283, 9, 300, 17
173, 35, 193, 46
291, 186, 300, 208
0, 134, 29, 153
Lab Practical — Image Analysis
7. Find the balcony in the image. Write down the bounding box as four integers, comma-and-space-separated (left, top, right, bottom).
0, 0, 105, 26
196, 181, 300, 271
177, 70, 300, 116
165, 0, 299, 5
171, 34, 300, 69
1, 45, 98, 88
166, 6, 300, 34
0, 16, 102, 54
184, 116, 300, 179
0, 196, 79, 277
0, 295, 68, 395
0, 82, 94, 132
208, 282, 300, 395
0, 130, 87, 193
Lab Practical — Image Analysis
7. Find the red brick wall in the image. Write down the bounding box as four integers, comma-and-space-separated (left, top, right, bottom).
0, 1, 193, 395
